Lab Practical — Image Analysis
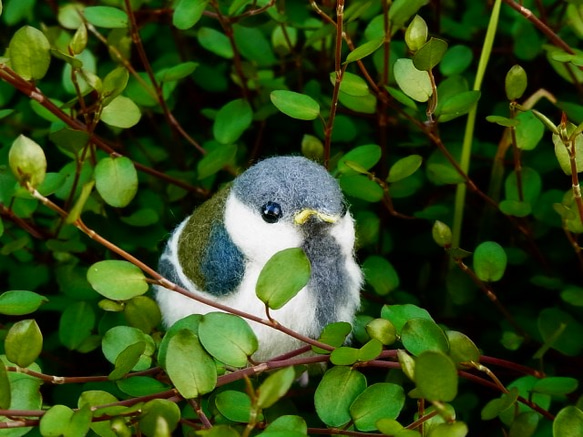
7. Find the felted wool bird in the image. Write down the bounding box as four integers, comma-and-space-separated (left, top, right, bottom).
155, 156, 362, 361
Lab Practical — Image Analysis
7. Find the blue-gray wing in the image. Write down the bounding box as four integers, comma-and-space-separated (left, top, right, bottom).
200, 223, 245, 295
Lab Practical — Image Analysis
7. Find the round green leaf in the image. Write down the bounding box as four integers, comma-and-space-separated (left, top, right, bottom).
257, 366, 296, 409
428, 421, 468, 437
366, 318, 397, 346
381, 304, 434, 334
481, 388, 519, 420
5, 319, 43, 367
124, 295, 162, 334
9, 135, 47, 188
197, 143, 237, 180
101, 95, 141, 128
157, 314, 201, 368
94, 155, 138, 208
270, 90, 320, 120
314, 366, 367, 427
350, 383, 406, 431
553, 129, 583, 175
157, 61, 198, 83
362, 255, 399, 295
0, 290, 48, 315
405, 15, 428, 52
87, 260, 148, 300
486, 115, 520, 127
215, 391, 252, 423
313, 321, 352, 354
387, 155, 423, 183
198, 312, 258, 367
40, 405, 74, 437
165, 329, 217, 398
337, 144, 382, 174
0, 363, 10, 409
58, 301, 96, 350
440, 45, 473, 76
394, 58, 433, 102
83, 6, 128, 28
198, 27, 233, 58
357, 338, 383, 361
330, 347, 359, 365
108, 341, 146, 380
446, 330, 480, 365
8, 26, 51, 80
437, 90, 481, 122
515, 110, 544, 150
561, 285, 583, 306
102, 326, 153, 371
213, 99, 253, 145
116, 376, 169, 397
173, 0, 209, 30
264, 415, 307, 434
553, 406, 583, 437
334, 71, 370, 97
138, 399, 181, 437
339, 174, 384, 202
533, 377, 579, 396
504, 167, 542, 204
432, 220, 452, 247
413, 37, 448, 71
505, 64, 528, 101
473, 241, 507, 282
401, 318, 449, 356
256, 247, 311, 310
415, 351, 458, 402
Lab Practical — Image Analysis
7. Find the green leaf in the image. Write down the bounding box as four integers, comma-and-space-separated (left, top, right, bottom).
405, 15, 428, 52
233, 24, 277, 66
8, 26, 51, 80
0, 363, 10, 409
334, 71, 370, 96
84, 6, 128, 28
157, 62, 198, 83
401, 318, 449, 356
173, 0, 208, 29
270, 90, 320, 120
5, 319, 43, 367
561, 285, 583, 306
264, 415, 307, 434
102, 326, 153, 371
330, 346, 359, 365
415, 351, 458, 402
553, 406, 583, 437
165, 329, 217, 398
446, 331, 480, 365
428, 422, 468, 437
197, 143, 237, 180
313, 321, 352, 354
94, 156, 138, 207
553, 128, 583, 175
337, 144, 382, 175
256, 247, 311, 310
381, 304, 434, 334
198, 27, 233, 58
213, 99, 253, 145
440, 45, 473, 76
350, 383, 406, 432
215, 391, 252, 423
198, 312, 258, 367
533, 377, 579, 396
124, 296, 162, 334
102, 67, 129, 106
481, 388, 519, 420
473, 241, 507, 282
257, 366, 296, 408
0, 290, 48, 315
504, 167, 541, 204
138, 399, 181, 436
362, 255, 399, 295
314, 366, 367, 427
505, 64, 528, 101
394, 58, 433, 102
486, 115, 520, 127
515, 110, 544, 150
366, 318, 397, 346
9, 134, 47, 188
58, 301, 96, 350
387, 155, 423, 183
432, 220, 452, 247
538, 307, 583, 356
437, 90, 481, 122
339, 174, 384, 202
357, 338, 383, 361
40, 405, 74, 437
101, 95, 141, 128
345, 38, 384, 64
413, 37, 448, 71
157, 314, 201, 368
109, 341, 146, 380
389, 0, 429, 35
87, 260, 148, 300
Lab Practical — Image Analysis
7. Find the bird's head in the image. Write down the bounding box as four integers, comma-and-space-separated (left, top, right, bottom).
224, 156, 352, 262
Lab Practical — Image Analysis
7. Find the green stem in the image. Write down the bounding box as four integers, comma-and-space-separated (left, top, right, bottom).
452, 0, 502, 250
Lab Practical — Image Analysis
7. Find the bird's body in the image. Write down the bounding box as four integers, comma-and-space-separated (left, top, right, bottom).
155, 156, 362, 361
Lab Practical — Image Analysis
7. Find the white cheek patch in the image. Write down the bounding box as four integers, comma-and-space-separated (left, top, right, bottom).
224, 194, 303, 263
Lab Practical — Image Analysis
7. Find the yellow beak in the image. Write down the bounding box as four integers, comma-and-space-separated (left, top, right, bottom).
294, 209, 338, 225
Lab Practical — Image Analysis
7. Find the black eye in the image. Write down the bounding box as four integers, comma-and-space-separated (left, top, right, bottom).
261, 201, 283, 223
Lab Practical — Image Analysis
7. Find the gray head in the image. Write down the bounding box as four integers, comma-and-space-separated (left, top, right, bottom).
232, 156, 345, 223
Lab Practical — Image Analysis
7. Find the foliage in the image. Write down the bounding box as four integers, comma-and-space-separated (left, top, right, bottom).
1, 0, 583, 436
